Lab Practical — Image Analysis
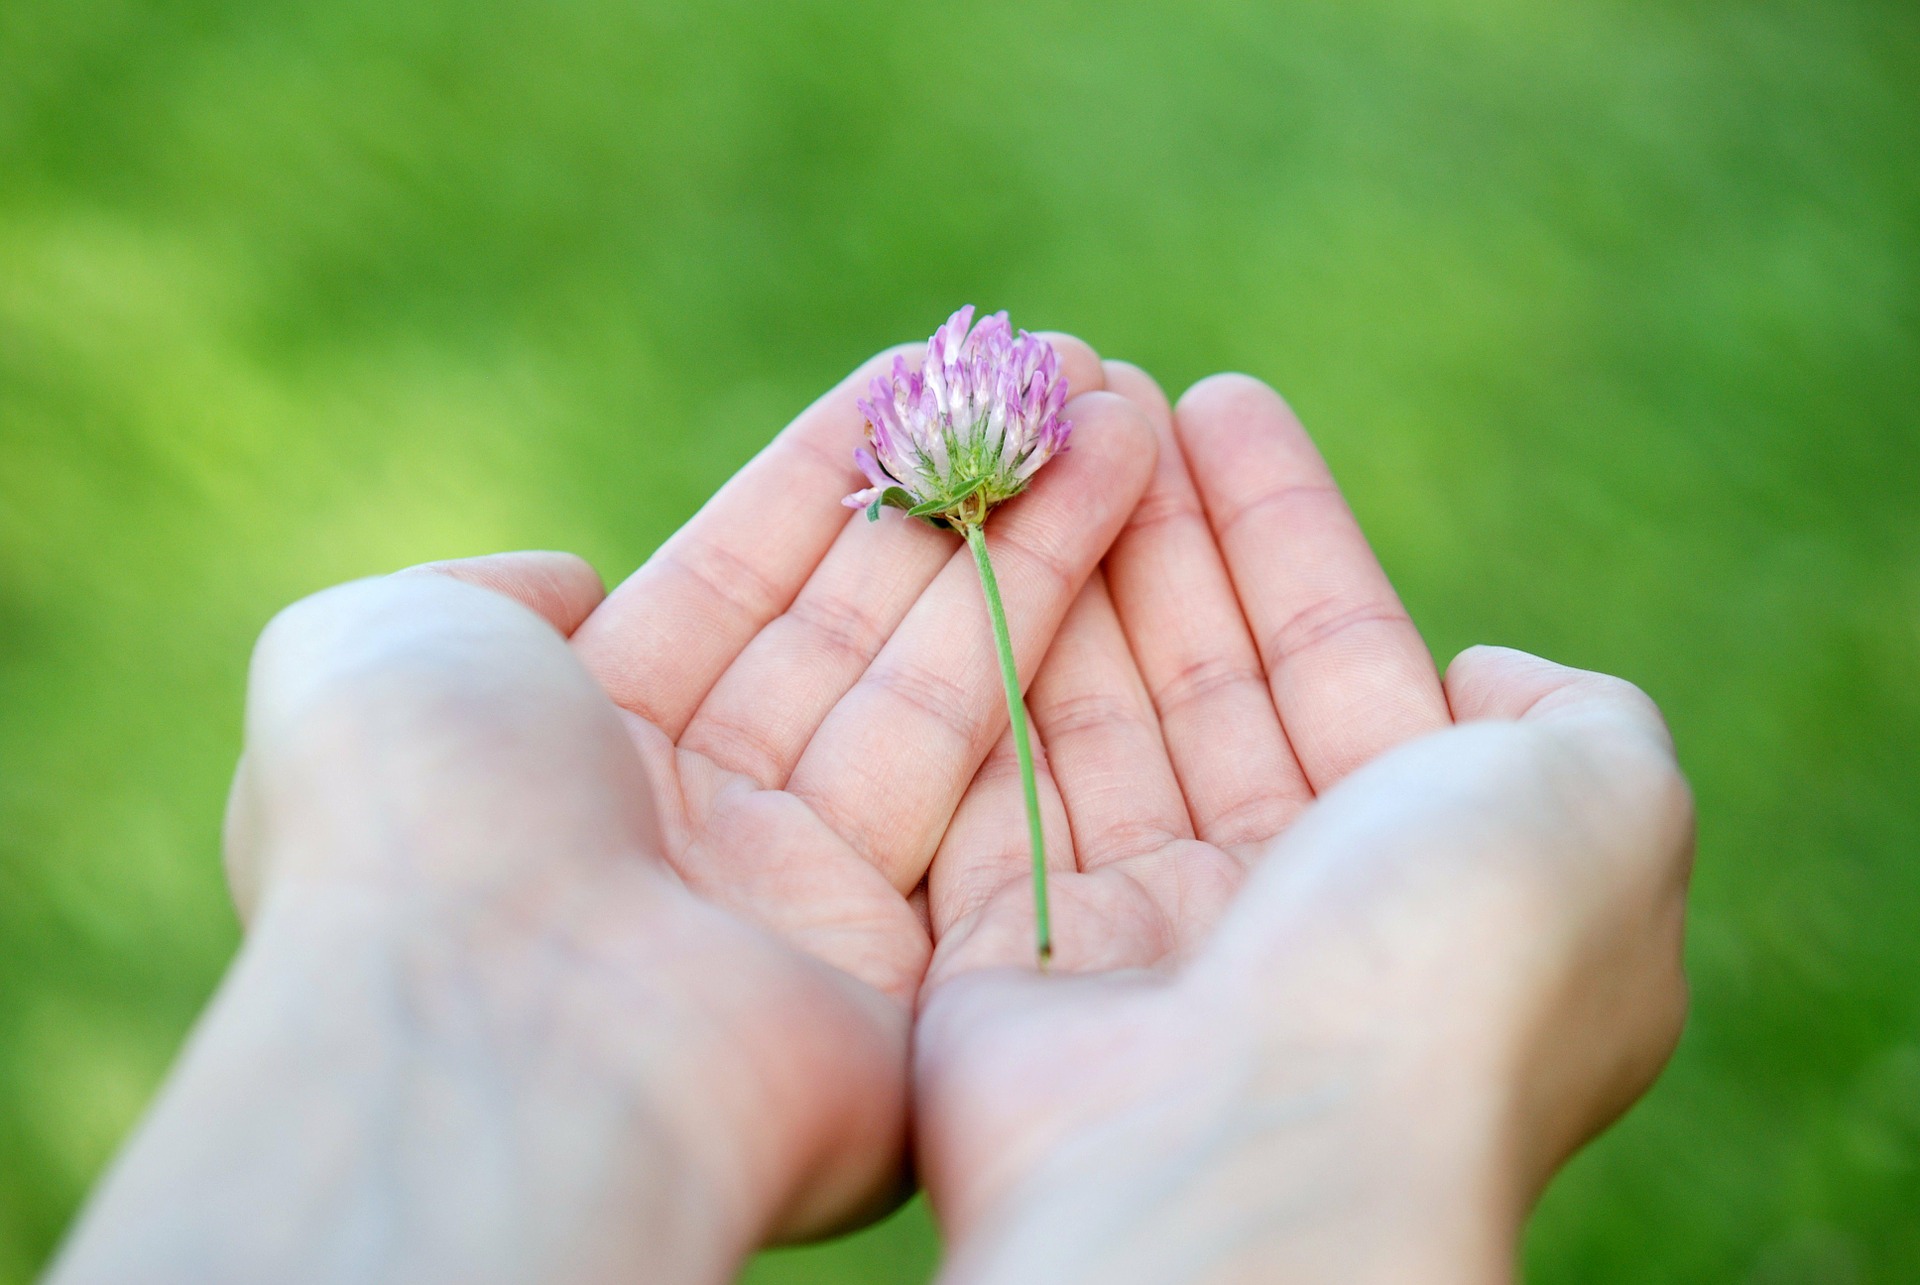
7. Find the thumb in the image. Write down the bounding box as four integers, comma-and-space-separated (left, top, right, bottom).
223, 567, 658, 924
396, 550, 606, 636
1442, 644, 1675, 756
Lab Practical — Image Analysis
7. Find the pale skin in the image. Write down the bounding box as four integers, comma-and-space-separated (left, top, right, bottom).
47, 345, 1692, 1284
916, 367, 1693, 1282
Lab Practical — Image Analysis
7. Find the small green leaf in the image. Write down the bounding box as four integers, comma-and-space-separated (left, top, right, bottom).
907, 475, 988, 518
867, 487, 915, 521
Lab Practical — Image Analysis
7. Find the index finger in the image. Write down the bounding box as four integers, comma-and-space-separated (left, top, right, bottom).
569, 345, 916, 736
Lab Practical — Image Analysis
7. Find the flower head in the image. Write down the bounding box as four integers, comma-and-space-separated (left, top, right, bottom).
844, 306, 1071, 528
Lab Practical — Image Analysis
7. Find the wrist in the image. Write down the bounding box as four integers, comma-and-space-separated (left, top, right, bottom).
55, 864, 884, 1284
255, 872, 904, 1266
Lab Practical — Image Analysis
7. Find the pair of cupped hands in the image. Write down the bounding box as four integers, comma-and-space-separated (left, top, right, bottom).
55, 340, 1694, 1284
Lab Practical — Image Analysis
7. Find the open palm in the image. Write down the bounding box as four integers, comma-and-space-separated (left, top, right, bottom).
568, 344, 1155, 1005
925, 366, 1452, 978
915, 369, 1693, 1270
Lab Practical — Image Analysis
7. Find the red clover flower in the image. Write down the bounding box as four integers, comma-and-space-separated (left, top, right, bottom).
844, 306, 1071, 528
847, 306, 1071, 965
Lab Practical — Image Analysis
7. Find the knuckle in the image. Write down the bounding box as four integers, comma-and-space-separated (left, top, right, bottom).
1153, 653, 1266, 718
999, 525, 1078, 599
787, 593, 887, 663
1218, 482, 1339, 548
668, 540, 788, 625
1122, 477, 1208, 536
1037, 688, 1140, 741
870, 662, 979, 750
1261, 593, 1409, 668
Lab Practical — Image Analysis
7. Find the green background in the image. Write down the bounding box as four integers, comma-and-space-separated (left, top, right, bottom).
3, 0, 1916, 1279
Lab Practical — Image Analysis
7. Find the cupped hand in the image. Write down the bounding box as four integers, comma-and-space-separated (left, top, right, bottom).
217, 341, 1157, 1258
565, 342, 1153, 1007
914, 370, 1694, 1282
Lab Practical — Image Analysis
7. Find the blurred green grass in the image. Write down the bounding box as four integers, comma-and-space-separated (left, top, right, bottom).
3, 0, 1917, 1279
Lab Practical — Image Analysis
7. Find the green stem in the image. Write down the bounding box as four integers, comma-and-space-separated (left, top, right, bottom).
964, 522, 1052, 967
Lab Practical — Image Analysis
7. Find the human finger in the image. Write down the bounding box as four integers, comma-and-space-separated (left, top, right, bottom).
789, 392, 1156, 891
570, 345, 917, 735
679, 345, 1108, 787
1025, 574, 1191, 869
1174, 374, 1449, 790
1103, 362, 1313, 852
